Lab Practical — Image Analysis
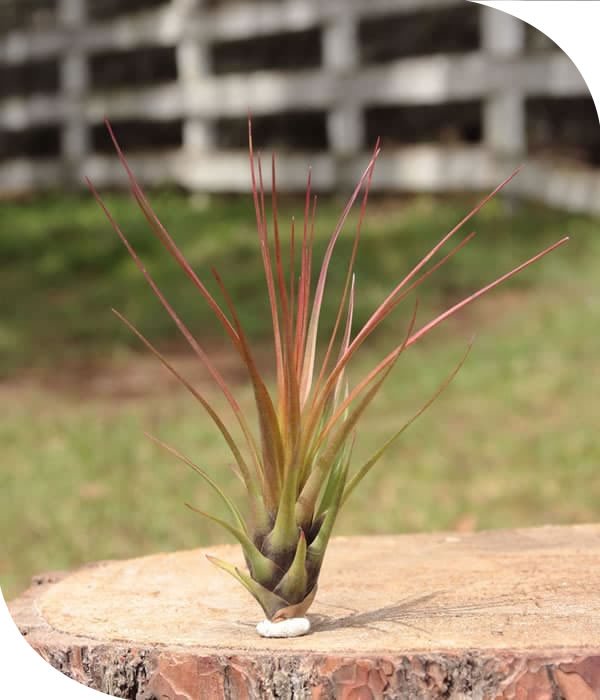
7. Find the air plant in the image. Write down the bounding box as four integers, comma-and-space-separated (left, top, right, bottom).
87, 119, 567, 634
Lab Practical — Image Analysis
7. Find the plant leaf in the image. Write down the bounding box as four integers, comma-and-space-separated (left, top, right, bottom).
263, 439, 303, 557
306, 448, 351, 572
316, 432, 355, 520
248, 124, 285, 411
102, 119, 239, 344
405, 237, 569, 349
297, 299, 418, 523
206, 555, 288, 621
308, 231, 476, 438
313, 140, 378, 402
145, 433, 250, 535
299, 147, 380, 405
318, 298, 420, 448
332, 274, 355, 412
112, 310, 256, 494
88, 183, 264, 485
211, 266, 284, 507
308, 168, 529, 416
272, 585, 317, 621
294, 181, 315, 385
186, 504, 278, 586
342, 341, 473, 505
274, 529, 308, 604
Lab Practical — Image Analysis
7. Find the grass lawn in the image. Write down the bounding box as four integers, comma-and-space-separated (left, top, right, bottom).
1, 187, 598, 600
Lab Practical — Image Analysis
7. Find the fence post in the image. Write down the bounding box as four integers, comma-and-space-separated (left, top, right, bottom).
58, 0, 90, 188
175, 0, 215, 158
322, 11, 364, 189
480, 6, 526, 168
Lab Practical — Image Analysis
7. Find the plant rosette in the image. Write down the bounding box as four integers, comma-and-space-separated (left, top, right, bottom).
88, 119, 568, 636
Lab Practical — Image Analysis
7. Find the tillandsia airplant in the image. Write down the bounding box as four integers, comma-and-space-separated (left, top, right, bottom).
88, 118, 568, 636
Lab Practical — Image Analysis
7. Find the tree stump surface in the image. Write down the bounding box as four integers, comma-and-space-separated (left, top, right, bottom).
9, 524, 600, 699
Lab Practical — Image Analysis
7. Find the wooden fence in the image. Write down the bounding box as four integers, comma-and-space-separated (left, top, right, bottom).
1, 0, 599, 213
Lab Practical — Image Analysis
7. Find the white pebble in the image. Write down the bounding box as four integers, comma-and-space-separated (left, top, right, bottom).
256, 617, 311, 638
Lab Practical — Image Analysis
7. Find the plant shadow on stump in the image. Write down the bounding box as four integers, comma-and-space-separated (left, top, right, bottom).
234, 591, 517, 638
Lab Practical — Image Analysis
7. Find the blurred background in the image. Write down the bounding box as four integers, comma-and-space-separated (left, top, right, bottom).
1, 0, 599, 600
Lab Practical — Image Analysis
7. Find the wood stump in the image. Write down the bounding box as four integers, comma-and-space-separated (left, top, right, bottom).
9, 524, 600, 699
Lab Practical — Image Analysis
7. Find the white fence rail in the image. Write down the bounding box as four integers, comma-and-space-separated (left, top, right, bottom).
0, 0, 598, 214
